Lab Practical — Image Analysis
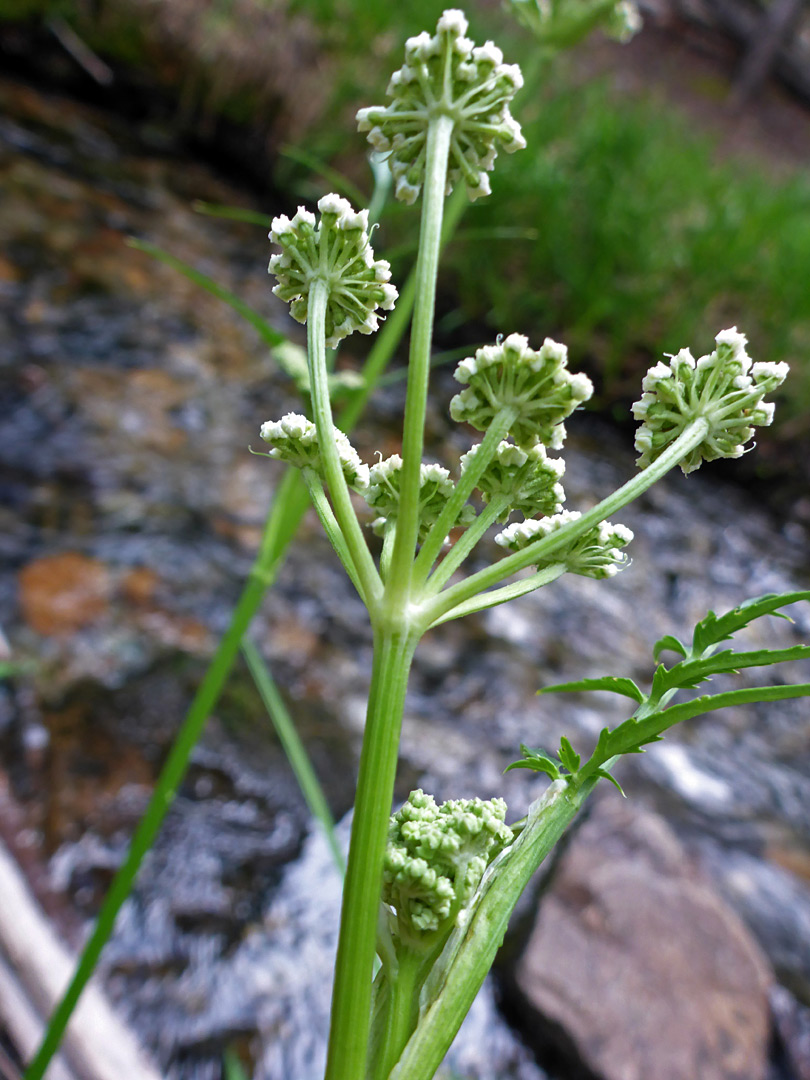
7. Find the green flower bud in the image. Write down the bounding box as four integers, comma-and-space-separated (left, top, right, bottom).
356, 10, 525, 204
383, 789, 513, 948
495, 510, 633, 579
365, 455, 474, 540
460, 440, 565, 521
450, 333, 593, 448
632, 328, 789, 474
259, 413, 369, 491
269, 193, 398, 347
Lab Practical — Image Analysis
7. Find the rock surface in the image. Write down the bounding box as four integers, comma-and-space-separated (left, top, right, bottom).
509, 798, 773, 1080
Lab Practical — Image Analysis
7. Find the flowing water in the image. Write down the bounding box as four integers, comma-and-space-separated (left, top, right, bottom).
2, 74, 810, 1080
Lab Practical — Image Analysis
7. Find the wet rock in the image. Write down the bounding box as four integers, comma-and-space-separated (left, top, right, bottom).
507, 798, 773, 1080
771, 985, 810, 1080
702, 846, 810, 1006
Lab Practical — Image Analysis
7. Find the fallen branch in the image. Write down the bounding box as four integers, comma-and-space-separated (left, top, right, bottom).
0, 840, 162, 1080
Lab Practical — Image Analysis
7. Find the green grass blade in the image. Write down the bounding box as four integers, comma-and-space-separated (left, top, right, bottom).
192, 200, 275, 228
242, 640, 344, 874
223, 1048, 252, 1080
127, 237, 287, 349
280, 144, 367, 208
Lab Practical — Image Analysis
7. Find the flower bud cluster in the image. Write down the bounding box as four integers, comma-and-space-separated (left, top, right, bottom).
356, 9, 525, 204
259, 413, 369, 491
507, 0, 641, 47
632, 327, 789, 474
269, 194, 397, 347
364, 455, 474, 540
450, 334, 593, 448
460, 440, 565, 522
383, 789, 513, 946
495, 510, 633, 579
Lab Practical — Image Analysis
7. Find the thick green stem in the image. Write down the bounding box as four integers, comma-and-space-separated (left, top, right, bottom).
324, 626, 420, 1080
370, 948, 425, 1080
423, 418, 710, 625
386, 114, 455, 608
307, 280, 383, 608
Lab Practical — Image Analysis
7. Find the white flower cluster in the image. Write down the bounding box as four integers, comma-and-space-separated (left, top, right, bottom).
507, 0, 641, 48
364, 455, 474, 540
460, 440, 565, 522
450, 334, 593, 448
259, 413, 369, 491
495, 510, 633, 579
356, 9, 525, 204
269, 193, 398, 347
632, 327, 789, 474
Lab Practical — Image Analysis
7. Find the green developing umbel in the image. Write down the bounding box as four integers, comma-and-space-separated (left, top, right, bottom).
356, 9, 525, 204
268, 193, 398, 347
460, 439, 565, 522
259, 413, 369, 492
450, 333, 593, 448
382, 789, 513, 951
365, 456, 475, 541
495, 510, 633, 578
633, 327, 788, 474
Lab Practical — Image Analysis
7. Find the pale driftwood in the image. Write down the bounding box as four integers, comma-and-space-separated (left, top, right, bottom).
0, 952, 76, 1080
0, 841, 164, 1080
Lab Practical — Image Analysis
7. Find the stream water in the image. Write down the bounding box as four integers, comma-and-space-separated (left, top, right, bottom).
2, 74, 810, 1080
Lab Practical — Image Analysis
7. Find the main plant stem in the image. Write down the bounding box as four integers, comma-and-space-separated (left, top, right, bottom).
324, 113, 455, 1080
324, 625, 419, 1080
386, 114, 455, 608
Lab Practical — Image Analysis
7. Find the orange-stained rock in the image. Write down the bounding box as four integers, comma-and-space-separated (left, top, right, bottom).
18, 553, 112, 636
121, 566, 161, 607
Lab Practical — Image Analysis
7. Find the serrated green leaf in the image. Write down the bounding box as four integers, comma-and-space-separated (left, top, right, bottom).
692, 591, 810, 654
505, 744, 562, 780
558, 736, 581, 774
653, 635, 688, 661
595, 768, 626, 797
505, 757, 561, 780
539, 676, 646, 703
656, 645, 810, 696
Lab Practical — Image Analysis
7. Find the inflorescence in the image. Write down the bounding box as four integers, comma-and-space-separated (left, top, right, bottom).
450, 334, 594, 448
383, 789, 513, 949
633, 327, 789, 474
260, 413, 369, 491
357, 9, 525, 204
365, 456, 475, 540
495, 511, 634, 579
269, 193, 398, 347
460, 440, 565, 521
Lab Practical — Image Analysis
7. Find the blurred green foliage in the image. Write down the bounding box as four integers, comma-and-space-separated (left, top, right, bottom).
444, 70, 810, 415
